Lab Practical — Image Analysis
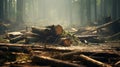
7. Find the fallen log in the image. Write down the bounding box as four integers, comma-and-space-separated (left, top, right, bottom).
115, 61, 120, 67
24, 32, 40, 37
32, 56, 83, 67
54, 50, 83, 59
79, 54, 112, 67
31, 27, 49, 37
6, 32, 23, 39
55, 50, 120, 59
31, 25, 63, 43
76, 35, 98, 38
96, 17, 120, 30
106, 32, 120, 40
7, 64, 49, 67
75, 35, 105, 43
0, 43, 43, 47
46, 25, 63, 36
32, 47, 72, 52
31, 25, 63, 36
0, 46, 31, 53
82, 18, 120, 34
59, 50, 82, 58
0, 43, 73, 52
10, 35, 25, 43
6, 32, 41, 43
59, 37, 72, 46
25, 37, 40, 44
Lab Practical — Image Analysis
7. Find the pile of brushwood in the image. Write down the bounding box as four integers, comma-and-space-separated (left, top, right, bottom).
0, 43, 119, 67
0, 23, 120, 67
72, 17, 120, 43
5, 25, 81, 46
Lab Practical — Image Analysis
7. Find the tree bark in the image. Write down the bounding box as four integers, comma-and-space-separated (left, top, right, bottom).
79, 54, 112, 67
32, 56, 82, 67
10, 35, 25, 43
0, 0, 4, 19
82, 17, 120, 34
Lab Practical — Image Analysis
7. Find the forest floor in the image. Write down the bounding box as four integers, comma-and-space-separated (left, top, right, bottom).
0, 41, 120, 67
0, 24, 120, 67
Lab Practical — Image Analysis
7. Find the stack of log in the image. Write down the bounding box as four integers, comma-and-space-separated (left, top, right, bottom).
76, 17, 120, 36
72, 18, 120, 43
6, 25, 72, 46
0, 43, 120, 67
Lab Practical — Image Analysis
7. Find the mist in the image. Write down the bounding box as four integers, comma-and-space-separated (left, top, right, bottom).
21, 0, 112, 28
23, 0, 73, 28
0, 0, 119, 30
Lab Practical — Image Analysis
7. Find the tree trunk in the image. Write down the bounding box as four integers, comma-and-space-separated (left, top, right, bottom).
0, 0, 4, 20
16, 0, 23, 23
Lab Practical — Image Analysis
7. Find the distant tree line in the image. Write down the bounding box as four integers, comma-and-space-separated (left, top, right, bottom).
0, 0, 120, 27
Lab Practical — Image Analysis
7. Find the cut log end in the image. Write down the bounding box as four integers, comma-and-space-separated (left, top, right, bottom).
54, 25, 63, 35
60, 38, 72, 46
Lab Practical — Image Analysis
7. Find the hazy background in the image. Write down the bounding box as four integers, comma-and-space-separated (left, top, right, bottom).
0, 0, 119, 30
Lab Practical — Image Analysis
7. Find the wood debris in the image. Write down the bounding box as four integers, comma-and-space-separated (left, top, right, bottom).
0, 24, 120, 67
